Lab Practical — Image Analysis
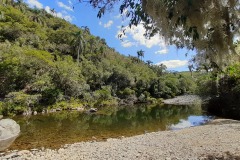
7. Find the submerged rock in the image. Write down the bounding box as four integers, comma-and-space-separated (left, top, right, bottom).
0, 119, 20, 151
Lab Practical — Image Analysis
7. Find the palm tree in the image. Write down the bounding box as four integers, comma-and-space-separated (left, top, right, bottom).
29, 9, 45, 25
159, 63, 167, 75
71, 30, 86, 64
88, 36, 95, 54
50, 8, 56, 16
137, 50, 144, 61
188, 64, 194, 77
99, 46, 107, 57
146, 60, 153, 66
81, 26, 90, 34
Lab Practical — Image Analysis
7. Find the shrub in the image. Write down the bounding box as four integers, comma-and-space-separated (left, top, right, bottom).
5, 91, 41, 107
117, 87, 135, 99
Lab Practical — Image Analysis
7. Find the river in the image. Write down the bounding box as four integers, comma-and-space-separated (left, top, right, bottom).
7, 103, 213, 151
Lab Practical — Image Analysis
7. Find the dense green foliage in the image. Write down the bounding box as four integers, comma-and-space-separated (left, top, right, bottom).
0, 2, 197, 116
207, 61, 240, 119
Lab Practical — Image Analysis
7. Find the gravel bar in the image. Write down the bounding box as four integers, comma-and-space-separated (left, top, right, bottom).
163, 95, 203, 105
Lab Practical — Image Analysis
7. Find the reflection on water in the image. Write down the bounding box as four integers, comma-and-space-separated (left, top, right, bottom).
170, 116, 210, 130
8, 104, 213, 150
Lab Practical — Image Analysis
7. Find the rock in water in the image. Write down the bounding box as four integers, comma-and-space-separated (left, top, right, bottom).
0, 119, 20, 151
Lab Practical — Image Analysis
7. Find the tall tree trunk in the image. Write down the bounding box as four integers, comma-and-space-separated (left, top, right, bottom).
77, 45, 80, 64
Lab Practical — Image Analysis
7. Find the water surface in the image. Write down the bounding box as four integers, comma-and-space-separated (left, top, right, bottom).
8, 104, 213, 150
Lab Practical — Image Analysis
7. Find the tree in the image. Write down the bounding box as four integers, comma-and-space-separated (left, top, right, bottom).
14, 0, 27, 13
146, 60, 153, 66
151, 64, 167, 76
137, 49, 144, 61
81, 26, 90, 34
130, 56, 139, 63
50, 8, 56, 16
71, 30, 86, 64
188, 64, 194, 78
28, 8, 45, 25
0, 0, 14, 6
88, 36, 96, 54
84, 0, 240, 68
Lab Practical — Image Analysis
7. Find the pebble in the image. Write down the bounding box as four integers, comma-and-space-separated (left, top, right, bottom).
18, 150, 30, 156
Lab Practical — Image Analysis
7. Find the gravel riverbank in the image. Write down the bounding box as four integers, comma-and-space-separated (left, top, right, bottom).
1, 119, 240, 160
163, 95, 203, 105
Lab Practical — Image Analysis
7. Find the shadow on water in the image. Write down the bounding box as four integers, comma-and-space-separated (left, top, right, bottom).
7, 103, 213, 150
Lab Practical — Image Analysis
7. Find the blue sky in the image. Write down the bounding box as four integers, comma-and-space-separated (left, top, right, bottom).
24, 0, 196, 71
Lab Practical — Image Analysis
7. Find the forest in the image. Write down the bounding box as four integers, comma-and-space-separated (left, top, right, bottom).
0, 1, 239, 119
0, 2, 199, 116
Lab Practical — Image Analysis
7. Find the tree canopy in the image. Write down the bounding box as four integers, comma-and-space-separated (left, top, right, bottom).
88, 0, 240, 68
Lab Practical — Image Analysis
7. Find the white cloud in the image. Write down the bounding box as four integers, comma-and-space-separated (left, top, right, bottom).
99, 21, 102, 26
156, 60, 188, 69
68, 0, 73, 5
114, 14, 121, 19
121, 40, 135, 48
63, 15, 73, 22
170, 120, 192, 130
155, 48, 168, 54
45, 6, 51, 13
114, 9, 128, 19
56, 12, 73, 22
26, 0, 43, 9
45, 6, 73, 22
234, 34, 240, 42
104, 20, 114, 28
57, 1, 73, 11
116, 23, 167, 52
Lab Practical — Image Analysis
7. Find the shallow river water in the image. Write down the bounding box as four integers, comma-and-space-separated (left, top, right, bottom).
8, 103, 213, 150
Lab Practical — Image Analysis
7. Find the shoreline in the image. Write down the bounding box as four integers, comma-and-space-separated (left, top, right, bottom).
1, 119, 240, 159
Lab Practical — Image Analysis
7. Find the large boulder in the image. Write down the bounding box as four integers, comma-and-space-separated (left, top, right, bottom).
0, 119, 20, 151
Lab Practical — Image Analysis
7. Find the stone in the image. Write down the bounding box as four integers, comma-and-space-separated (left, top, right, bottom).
89, 108, 98, 113
56, 108, 62, 111
0, 115, 3, 119
50, 109, 56, 113
77, 107, 84, 111
30, 149, 39, 151
3, 153, 19, 159
0, 119, 20, 151
33, 111, 37, 115
18, 150, 31, 156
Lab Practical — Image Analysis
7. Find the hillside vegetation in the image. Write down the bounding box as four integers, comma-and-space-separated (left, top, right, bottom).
0, 2, 197, 116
